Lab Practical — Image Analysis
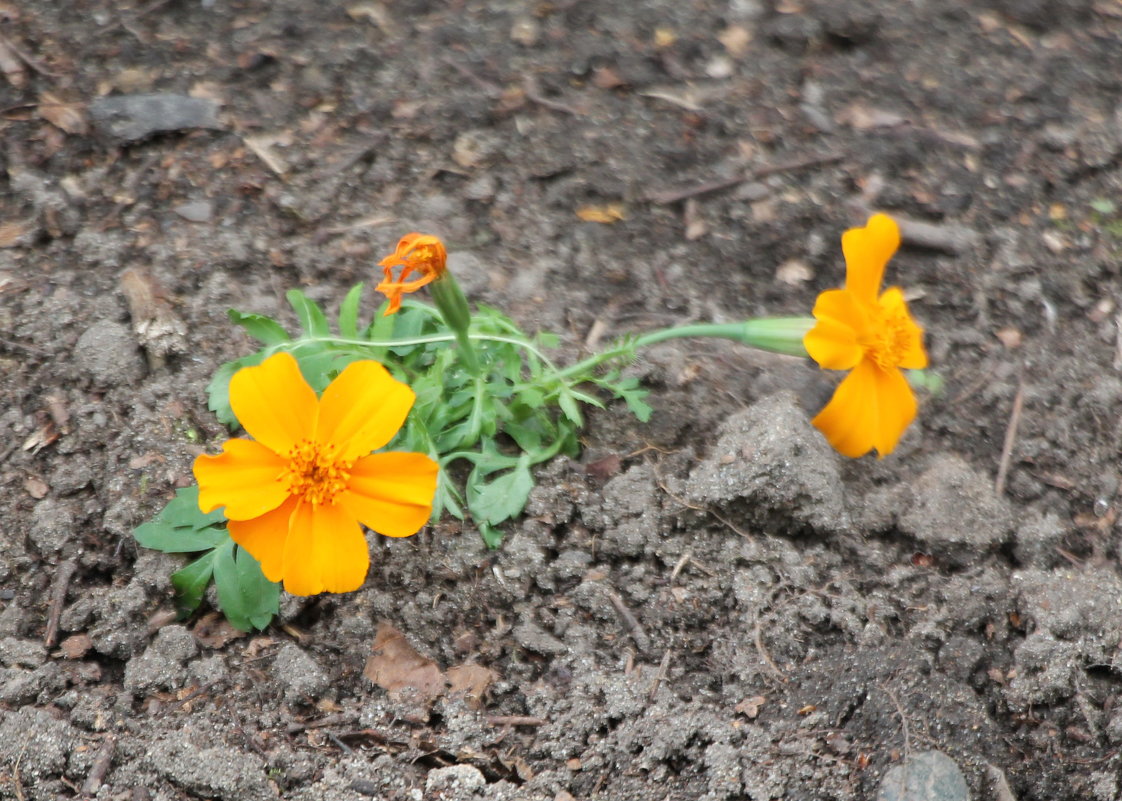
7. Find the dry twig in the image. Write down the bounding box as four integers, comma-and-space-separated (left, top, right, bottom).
80, 736, 116, 797
44, 558, 77, 648
646, 152, 844, 205
647, 649, 672, 701
994, 373, 1025, 497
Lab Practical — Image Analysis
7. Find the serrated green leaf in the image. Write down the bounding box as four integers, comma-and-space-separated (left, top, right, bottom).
171, 549, 218, 618
134, 487, 228, 553
467, 455, 534, 526
557, 390, 583, 426
286, 289, 331, 337
478, 522, 504, 549
227, 310, 290, 346
212, 541, 279, 631
338, 283, 365, 339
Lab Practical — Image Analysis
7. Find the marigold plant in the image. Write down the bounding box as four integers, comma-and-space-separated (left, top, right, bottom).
134, 219, 935, 630
803, 213, 928, 457
194, 352, 438, 595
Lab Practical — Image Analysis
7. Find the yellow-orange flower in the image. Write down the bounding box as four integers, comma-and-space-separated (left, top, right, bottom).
193, 352, 438, 595
803, 213, 928, 458
376, 233, 447, 315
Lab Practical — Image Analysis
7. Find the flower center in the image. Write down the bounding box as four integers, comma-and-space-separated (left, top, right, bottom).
862, 306, 913, 371
281, 439, 352, 506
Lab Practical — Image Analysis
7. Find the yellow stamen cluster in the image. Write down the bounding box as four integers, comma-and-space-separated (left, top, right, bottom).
281, 440, 352, 506
863, 306, 914, 371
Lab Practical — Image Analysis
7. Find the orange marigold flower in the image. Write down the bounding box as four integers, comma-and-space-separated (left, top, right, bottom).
376, 233, 447, 315
803, 213, 928, 458
193, 352, 438, 596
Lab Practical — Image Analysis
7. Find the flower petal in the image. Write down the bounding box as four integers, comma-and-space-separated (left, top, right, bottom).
805, 288, 865, 370
812, 358, 917, 458
340, 452, 438, 537
281, 500, 370, 596
879, 287, 928, 369
316, 360, 416, 461
227, 495, 298, 583
194, 438, 289, 521
229, 352, 317, 455
842, 213, 900, 305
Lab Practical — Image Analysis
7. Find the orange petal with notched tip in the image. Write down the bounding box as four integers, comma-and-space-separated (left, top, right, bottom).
315, 360, 416, 461
804, 288, 865, 370
280, 500, 370, 596
339, 451, 439, 537
227, 495, 298, 583
194, 438, 289, 521
811, 358, 917, 458
842, 214, 900, 306
229, 353, 317, 455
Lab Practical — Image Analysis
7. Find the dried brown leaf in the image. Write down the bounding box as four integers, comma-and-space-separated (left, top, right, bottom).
58, 633, 93, 659
38, 91, 89, 135
192, 612, 247, 648
446, 663, 497, 709
0, 219, 34, 248
576, 203, 626, 224
363, 623, 446, 704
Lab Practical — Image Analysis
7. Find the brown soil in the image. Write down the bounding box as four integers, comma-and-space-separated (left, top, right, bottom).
2, 1, 1122, 799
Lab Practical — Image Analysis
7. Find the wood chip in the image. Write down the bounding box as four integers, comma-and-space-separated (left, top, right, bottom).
119, 268, 188, 369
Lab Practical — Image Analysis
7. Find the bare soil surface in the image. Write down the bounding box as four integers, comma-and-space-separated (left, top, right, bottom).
3, 1, 1122, 799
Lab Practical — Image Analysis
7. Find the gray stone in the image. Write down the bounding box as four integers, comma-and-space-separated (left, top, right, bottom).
272, 642, 329, 703
425, 764, 486, 797
514, 621, 568, 657
89, 93, 222, 143
0, 707, 77, 784
0, 636, 47, 668
124, 624, 198, 694
1013, 511, 1067, 567
877, 751, 969, 801
895, 455, 1013, 566
173, 199, 214, 222
74, 320, 145, 386
686, 392, 849, 534
28, 499, 74, 555
147, 729, 272, 801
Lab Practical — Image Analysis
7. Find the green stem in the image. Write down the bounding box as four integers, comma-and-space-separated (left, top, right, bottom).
633, 318, 814, 356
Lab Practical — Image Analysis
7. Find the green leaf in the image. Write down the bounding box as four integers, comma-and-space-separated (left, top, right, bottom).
206, 352, 266, 429
227, 310, 290, 346
478, 522, 504, 549
212, 541, 279, 631
557, 390, 583, 426
171, 549, 218, 618
134, 487, 228, 553
338, 283, 365, 339
615, 380, 653, 422
467, 455, 534, 526
1090, 198, 1116, 215
286, 289, 331, 337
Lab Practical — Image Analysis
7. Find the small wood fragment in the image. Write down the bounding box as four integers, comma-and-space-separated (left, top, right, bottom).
44, 558, 77, 648
80, 735, 116, 797
119, 268, 188, 369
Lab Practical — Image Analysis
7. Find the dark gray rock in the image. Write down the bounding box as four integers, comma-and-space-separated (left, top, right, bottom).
686, 392, 849, 535
272, 642, 329, 703
74, 320, 145, 387
89, 93, 222, 143
877, 750, 969, 801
